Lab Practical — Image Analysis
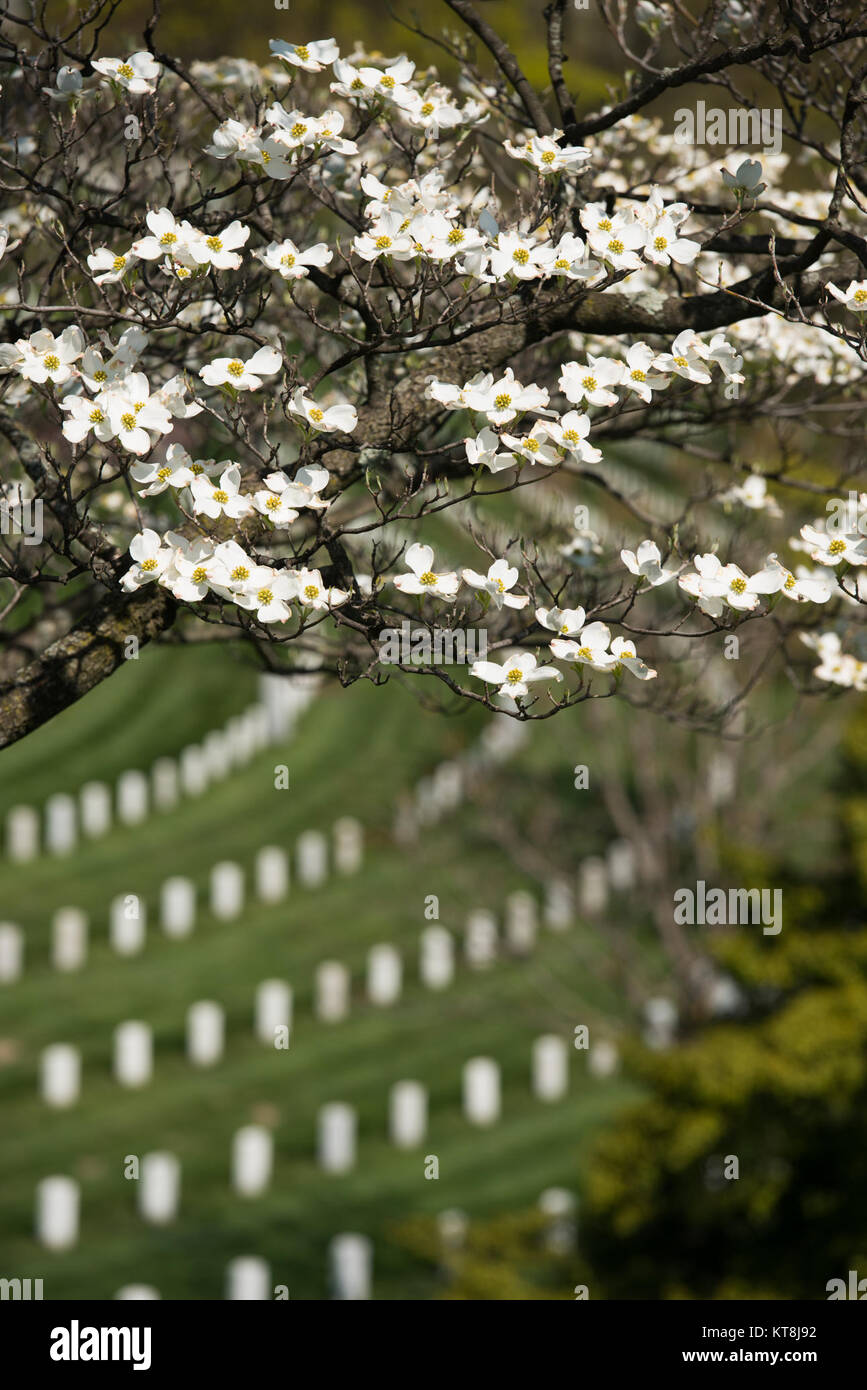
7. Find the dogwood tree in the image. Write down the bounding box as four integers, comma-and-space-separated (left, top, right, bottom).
1, 0, 866, 747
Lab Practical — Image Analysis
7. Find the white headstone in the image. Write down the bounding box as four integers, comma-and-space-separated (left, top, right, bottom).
246, 705, 270, 752
139, 1152, 181, 1225
80, 781, 111, 839
110, 894, 146, 956
203, 730, 230, 781
231, 1125, 273, 1197
41, 1043, 81, 1109
51, 908, 88, 972
366, 944, 401, 1006
393, 797, 418, 846
330, 1233, 372, 1300
505, 891, 537, 955
259, 672, 295, 740
419, 926, 454, 990
0, 922, 23, 983
607, 840, 636, 892
544, 879, 573, 931
432, 762, 463, 812
532, 1035, 569, 1102
588, 1039, 619, 1078
116, 1285, 161, 1300
36, 1175, 79, 1250
113, 1021, 152, 1088
644, 997, 678, 1050
210, 861, 244, 920
333, 817, 363, 875
226, 1256, 271, 1301
437, 1209, 468, 1252
296, 830, 327, 888
463, 1056, 501, 1126
160, 876, 196, 939
708, 751, 736, 807
45, 793, 76, 856
389, 1080, 427, 1148
255, 979, 292, 1045
179, 744, 208, 797
315, 961, 350, 1022
6, 804, 39, 862
186, 1001, 225, 1067
579, 858, 608, 916
254, 846, 288, 903
318, 1102, 356, 1174
538, 1187, 577, 1253
117, 770, 148, 827
465, 910, 497, 969
151, 757, 179, 811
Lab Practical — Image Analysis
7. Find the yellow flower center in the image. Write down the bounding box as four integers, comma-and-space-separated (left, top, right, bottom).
419, 571, 437, 585
829, 538, 846, 555
578, 646, 593, 659
673, 355, 688, 367
205, 236, 223, 252
525, 437, 539, 451
350, 78, 364, 91
512, 247, 530, 265
447, 228, 464, 245
94, 370, 107, 381
854, 289, 867, 304
294, 45, 310, 60
191, 566, 208, 583
380, 74, 395, 89
257, 587, 273, 604
582, 375, 597, 392
160, 232, 177, 246
494, 392, 512, 409
784, 573, 796, 590
421, 102, 434, 116
133, 401, 145, 411
375, 235, 392, 249
89, 408, 104, 423
227, 360, 245, 377
541, 150, 556, 165
554, 258, 569, 269
112, 256, 126, 271
303, 584, 319, 600
261, 150, 271, 164
117, 63, 134, 79
506, 667, 523, 683
496, 578, 506, 592
653, 235, 667, 250
190, 464, 204, 475
563, 430, 579, 444
120, 411, 136, 431
281, 252, 296, 267
141, 557, 158, 571
631, 368, 646, 381
231, 565, 249, 581
598, 217, 612, 232
290, 122, 307, 138
265, 494, 281, 510
309, 406, 324, 422
43, 354, 60, 370
730, 577, 747, 594
157, 467, 172, 480
212, 489, 229, 503
607, 238, 624, 255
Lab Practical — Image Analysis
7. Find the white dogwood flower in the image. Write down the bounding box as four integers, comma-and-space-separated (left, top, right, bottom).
536, 606, 586, 635
465, 427, 515, 473
121, 529, 173, 590
394, 543, 460, 599
544, 410, 602, 463
827, 279, 867, 312
255, 238, 333, 280
462, 558, 529, 609
609, 635, 657, 680
92, 52, 161, 95
621, 539, 680, 587
464, 367, 549, 425
269, 38, 339, 73
559, 355, 622, 408
550, 621, 616, 671
293, 566, 349, 610
190, 464, 253, 520
87, 246, 138, 284
289, 389, 357, 433
199, 346, 281, 391
471, 651, 563, 698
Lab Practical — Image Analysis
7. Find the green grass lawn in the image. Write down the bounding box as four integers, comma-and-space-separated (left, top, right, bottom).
0, 643, 643, 1299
